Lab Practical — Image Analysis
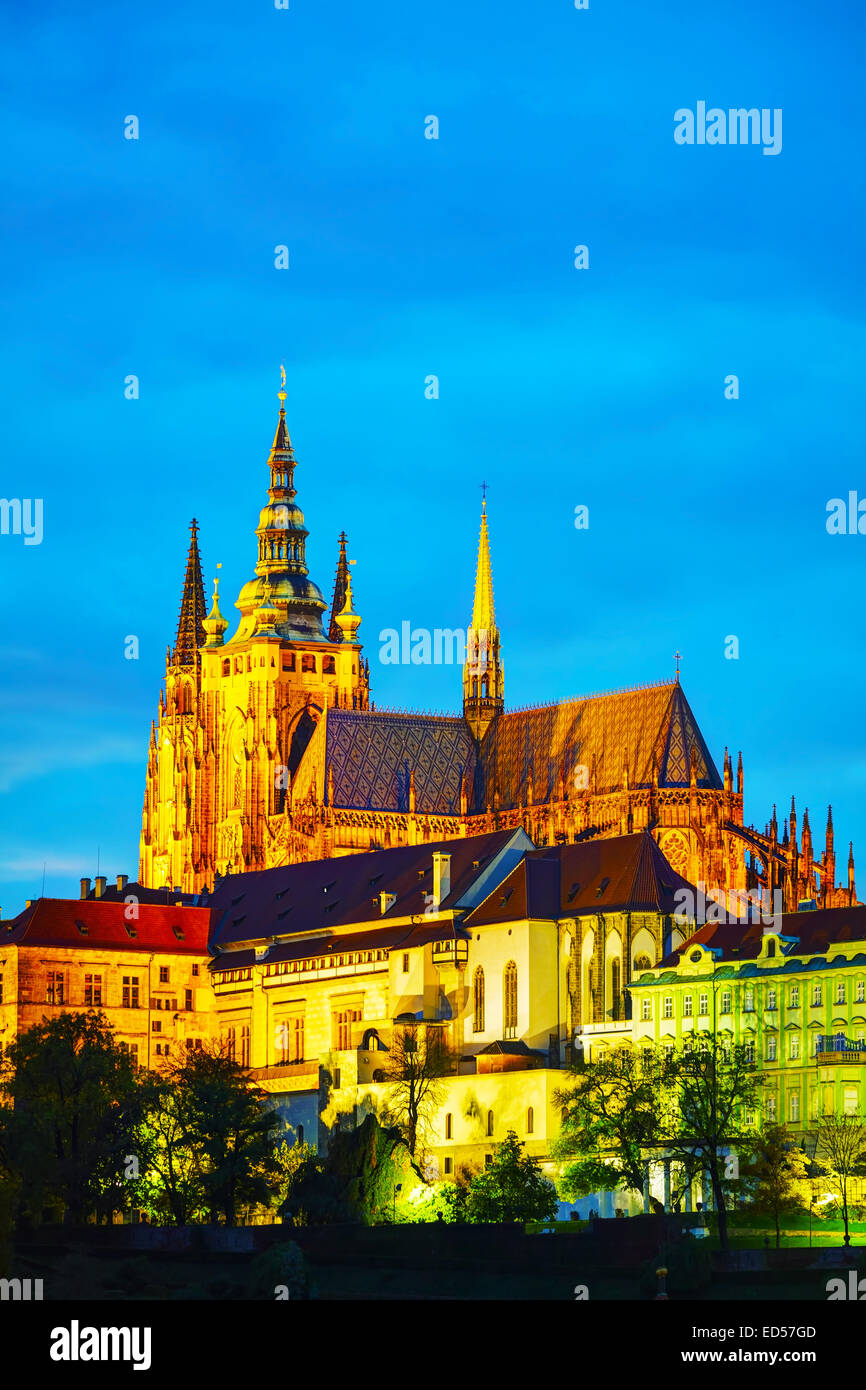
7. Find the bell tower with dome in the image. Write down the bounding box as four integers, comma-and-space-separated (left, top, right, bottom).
139, 381, 369, 892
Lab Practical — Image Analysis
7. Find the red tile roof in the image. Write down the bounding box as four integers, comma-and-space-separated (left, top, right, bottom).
2, 898, 212, 954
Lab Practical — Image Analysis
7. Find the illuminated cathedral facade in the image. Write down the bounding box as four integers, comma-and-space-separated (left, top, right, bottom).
140, 389, 857, 914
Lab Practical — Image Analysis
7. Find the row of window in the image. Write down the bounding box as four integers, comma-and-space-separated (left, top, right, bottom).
119, 1037, 204, 1068
220, 652, 337, 677
637, 1030, 866, 1064
261, 949, 389, 979
644, 978, 866, 1021
766, 1088, 860, 1122
39, 972, 196, 1012
443, 1106, 534, 1142
473, 962, 518, 1037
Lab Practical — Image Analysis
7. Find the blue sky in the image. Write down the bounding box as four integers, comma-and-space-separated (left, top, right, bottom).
1, 0, 864, 913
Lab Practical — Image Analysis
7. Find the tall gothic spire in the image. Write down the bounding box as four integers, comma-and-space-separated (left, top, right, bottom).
463, 493, 504, 740
172, 519, 207, 667
328, 531, 350, 641
472, 496, 496, 632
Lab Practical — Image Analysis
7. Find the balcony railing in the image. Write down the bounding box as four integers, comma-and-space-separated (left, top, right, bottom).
815, 1034, 865, 1064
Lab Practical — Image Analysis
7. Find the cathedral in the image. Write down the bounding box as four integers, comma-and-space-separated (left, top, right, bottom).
139, 386, 857, 913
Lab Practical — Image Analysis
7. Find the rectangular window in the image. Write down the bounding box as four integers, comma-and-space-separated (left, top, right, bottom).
683, 996, 693, 1017
663, 997, 672, 1019
445, 1113, 453, 1140
484, 1154, 493, 1169
293, 1016, 304, 1063
812, 984, 822, 1006
152, 1020, 162, 1033
836, 983, 846, 1004
698, 993, 708, 1017
122, 976, 140, 1008
46, 971, 65, 1005
767, 988, 777, 1010
240, 1025, 250, 1067
857, 981, 865, 1004
444, 1157, 453, 1175
159, 966, 170, 983
185, 989, 193, 1011
641, 998, 651, 1021
767, 1037, 777, 1061
84, 973, 102, 1007
790, 1036, 800, 1060
335, 1008, 362, 1050
790, 986, 800, 1007
766, 1095, 776, 1121
402, 953, 410, 973
720, 990, 731, 1014
744, 989, 754, 1012
744, 1040, 755, 1063
192, 964, 200, 977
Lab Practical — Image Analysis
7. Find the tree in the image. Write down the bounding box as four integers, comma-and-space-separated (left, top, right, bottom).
465, 1131, 558, 1224
133, 1070, 209, 1225
381, 1023, 455, 1156
281, 1115, 423, 1225
740, 1124, 810, 1247
663, 1033, 764, 1253
0, 1012, 143, 1224
815, 1112, 866, 1247
168, 1047, 283, 1226
553, 1047, 667, 1209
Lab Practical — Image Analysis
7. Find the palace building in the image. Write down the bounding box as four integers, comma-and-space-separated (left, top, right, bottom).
139, 386, 858, 916
0, 893, 214, 1066
630, 907, 866, 1145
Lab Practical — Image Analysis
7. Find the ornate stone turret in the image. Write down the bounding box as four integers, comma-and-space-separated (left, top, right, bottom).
172, 519, 207, 669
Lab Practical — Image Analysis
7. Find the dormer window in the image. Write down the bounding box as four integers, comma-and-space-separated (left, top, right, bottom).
595, 877, 610, 899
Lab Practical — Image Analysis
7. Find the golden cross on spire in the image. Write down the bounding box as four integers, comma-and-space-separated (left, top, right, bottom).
673, 649, 682, 682
278, 363, 287, 405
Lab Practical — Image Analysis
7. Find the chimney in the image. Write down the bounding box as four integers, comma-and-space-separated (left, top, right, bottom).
80, 877, 91, 900
380, 892, 397, 915
94, 875, 107, 899
432, 853, 451, 910
116, 874, 129, 892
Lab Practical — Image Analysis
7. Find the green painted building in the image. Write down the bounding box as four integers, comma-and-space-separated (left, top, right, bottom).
629, 906, 866, 1139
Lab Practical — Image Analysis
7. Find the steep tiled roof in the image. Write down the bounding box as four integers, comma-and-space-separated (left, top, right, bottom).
477, 682, 720, 808
463, 831, 695, 927
323, 683, 719, 816
2, 898, 212, 953
325, 708, 475, 814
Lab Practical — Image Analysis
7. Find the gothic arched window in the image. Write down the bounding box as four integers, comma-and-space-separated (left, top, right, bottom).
526, 1106, 534, 1135
503, 960, 518, 1038
473, 967, 485, 1033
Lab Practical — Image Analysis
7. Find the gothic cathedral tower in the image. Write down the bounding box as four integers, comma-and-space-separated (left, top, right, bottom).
139, 386, 369, 892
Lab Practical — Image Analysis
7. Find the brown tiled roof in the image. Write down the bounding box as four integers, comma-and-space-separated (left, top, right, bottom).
209, 828, 525, 948
659, 905, 866, 967
210, 917, 465, 972
1, 898, 212, 953
477, 681, 721, 806
463, 831, 695, 927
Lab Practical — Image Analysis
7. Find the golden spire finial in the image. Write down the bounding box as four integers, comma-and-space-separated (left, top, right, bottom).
278, 363, 287, 406
213, 561, 222, 600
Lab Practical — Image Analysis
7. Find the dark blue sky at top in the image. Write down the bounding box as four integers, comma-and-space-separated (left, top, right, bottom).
0, 0, 864, 913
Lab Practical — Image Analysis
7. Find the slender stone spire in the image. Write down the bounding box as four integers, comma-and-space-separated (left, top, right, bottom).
472, 496, 496, 633
328, 531, 350, 641
172, 519, 207, 667
463, 493, 504, 740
